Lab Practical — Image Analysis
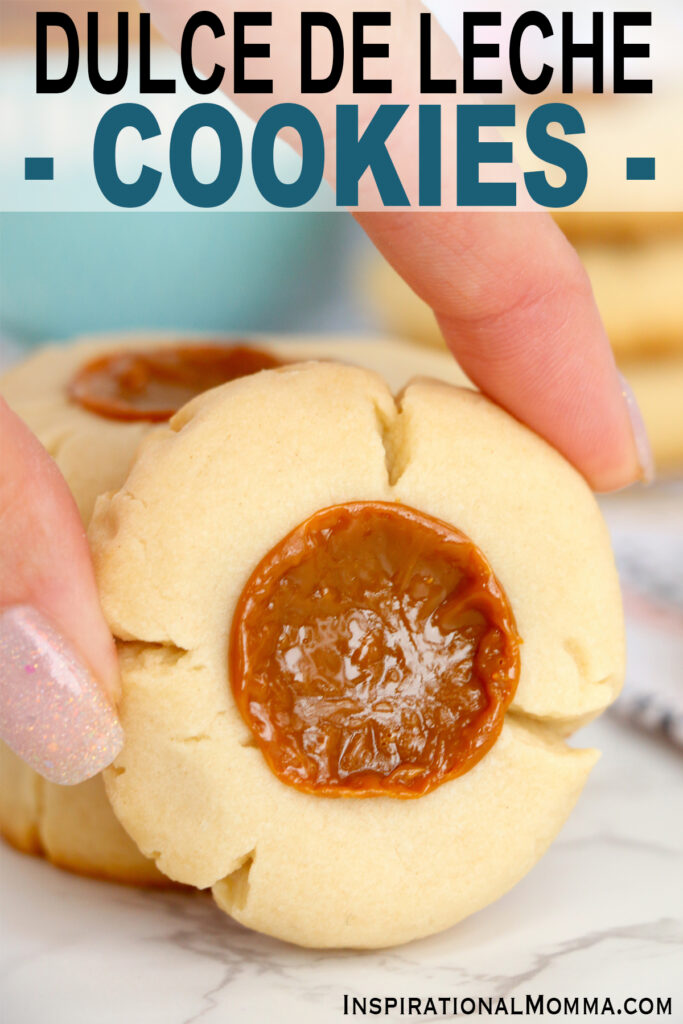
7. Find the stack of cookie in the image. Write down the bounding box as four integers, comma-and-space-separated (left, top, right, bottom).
557, 212, 683, 474
1, 334, 625, 948
367, 212, 683, 475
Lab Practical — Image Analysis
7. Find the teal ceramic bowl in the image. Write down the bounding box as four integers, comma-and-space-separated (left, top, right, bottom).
1, 48, 350, 344
0, 212, 349, 344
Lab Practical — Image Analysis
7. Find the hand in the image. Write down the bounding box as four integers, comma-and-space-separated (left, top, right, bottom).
0, 1, 652, 787
143, 0, 652, 490
0, 399, 122, 784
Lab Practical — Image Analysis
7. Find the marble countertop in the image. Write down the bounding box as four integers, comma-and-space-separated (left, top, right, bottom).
2, 714, 681, 1023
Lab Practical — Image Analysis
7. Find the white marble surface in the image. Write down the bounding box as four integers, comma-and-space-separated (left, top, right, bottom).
1, 714, 681, 1023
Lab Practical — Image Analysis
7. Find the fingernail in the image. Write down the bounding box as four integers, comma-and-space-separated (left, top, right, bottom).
619, 372, 655, 485
0, 606, 123, 785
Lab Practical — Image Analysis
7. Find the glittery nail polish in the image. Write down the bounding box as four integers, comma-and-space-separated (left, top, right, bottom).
0, 605, 123, 785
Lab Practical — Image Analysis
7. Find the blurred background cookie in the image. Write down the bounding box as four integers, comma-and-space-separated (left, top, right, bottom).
0, 745, 169, 885
579, 235, 683, 361
0, 333, 467, 886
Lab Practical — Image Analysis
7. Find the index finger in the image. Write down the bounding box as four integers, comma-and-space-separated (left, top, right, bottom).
144, 0, 651, 490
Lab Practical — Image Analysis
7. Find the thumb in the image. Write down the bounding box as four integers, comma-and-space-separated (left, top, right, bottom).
0, 399, 122, 784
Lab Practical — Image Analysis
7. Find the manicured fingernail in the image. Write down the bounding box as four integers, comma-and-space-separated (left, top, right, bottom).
619, 372, 655, 485
0, 605, 123, 785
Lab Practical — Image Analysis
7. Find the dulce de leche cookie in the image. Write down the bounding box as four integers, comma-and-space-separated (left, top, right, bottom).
68, 344, 283, 422
89, 362, 624, 947
0, 333, 468, 524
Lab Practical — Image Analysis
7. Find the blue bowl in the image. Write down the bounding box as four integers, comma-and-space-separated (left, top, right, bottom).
0, 212, 349, 343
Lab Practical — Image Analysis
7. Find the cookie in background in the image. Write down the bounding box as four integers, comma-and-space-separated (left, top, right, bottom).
0, 333, 467, 887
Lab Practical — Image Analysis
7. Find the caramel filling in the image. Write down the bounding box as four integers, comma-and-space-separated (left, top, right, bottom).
68, 343, 282, 422
230, 502, 520, 798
